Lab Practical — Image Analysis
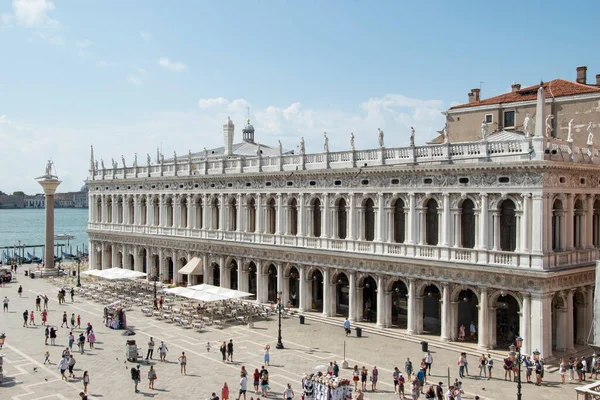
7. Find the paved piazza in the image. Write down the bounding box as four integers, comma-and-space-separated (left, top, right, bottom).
0, 272, 587, 399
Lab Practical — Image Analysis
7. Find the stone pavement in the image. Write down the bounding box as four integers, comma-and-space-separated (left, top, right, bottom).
0, 271, 587, 400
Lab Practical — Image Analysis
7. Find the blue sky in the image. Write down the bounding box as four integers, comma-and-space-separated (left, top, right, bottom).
1, 0, 599, 193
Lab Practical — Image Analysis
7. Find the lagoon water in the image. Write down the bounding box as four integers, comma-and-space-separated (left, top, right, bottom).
0, 208, 88, 256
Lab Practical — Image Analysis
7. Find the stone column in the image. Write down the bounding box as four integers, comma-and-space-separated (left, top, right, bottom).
219, 194, 226, 232
522, 194, 530, 252
236, 194, 243, 232
322, 193, 330, 238
492, 213, 501, 250
37, 177, 61, 268
298, 265, 306, 312
376, 193, 384, 242
585, 286, 594, 344
576, 290, 587, 344
530, 293, 553, 359
479, 193, 488, 249
356, 285, 364, 322
566, 289, 575, 350
256, 260, 265, 303
418, 210, 426, 244
322, 269, 330, 317
407, 193, 416, 244
440, 283, 450, 341
275, 194, 283, 235
441, 193, 450, 246
407, 279, 416, 334
348, 193, 356, 240
297, 194, 305, 237
376, 275, 385, 328
348, 272, 356, 322
555, 295, 568, 351
521, 293, 531, 355
566, 194, 574, 250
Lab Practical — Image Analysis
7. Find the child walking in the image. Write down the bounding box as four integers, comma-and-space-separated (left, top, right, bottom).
222, 382, 230, 400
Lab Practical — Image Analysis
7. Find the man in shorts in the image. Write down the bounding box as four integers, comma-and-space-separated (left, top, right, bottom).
392, 367, 400, 393
130, 364, 141, 393
227, 339, 234, 362
239, 372, 248, 400
3, 296, 8, 312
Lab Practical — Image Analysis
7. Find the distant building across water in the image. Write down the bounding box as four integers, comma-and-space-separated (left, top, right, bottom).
20, 185, 89, 209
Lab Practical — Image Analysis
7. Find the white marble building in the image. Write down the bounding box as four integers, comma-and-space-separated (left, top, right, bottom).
88, 91, 598, 359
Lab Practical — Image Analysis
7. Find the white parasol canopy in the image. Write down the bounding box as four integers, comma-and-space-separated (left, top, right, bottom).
164, 287, 228, 302
178, 257, 203, 275
187, 284, 254, 299
81, 268, 147, 280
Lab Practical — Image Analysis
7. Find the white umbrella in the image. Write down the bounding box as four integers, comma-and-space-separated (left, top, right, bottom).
187, 284, 254, 299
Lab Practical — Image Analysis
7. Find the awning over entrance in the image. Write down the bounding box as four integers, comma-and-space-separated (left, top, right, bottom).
178, 257, 203, 275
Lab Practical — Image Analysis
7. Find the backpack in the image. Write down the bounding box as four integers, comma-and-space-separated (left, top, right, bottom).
131, 368, 139, 380
426, 386, 435, 397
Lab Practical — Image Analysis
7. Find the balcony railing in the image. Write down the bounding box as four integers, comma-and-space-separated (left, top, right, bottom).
86, 221, 599, 270
89, 136, 600, 181
576, 382, 600, 399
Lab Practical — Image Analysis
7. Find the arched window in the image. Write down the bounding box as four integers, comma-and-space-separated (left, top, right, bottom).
364, 198, 375, 241
461, 199, 475, 248
117, 197, 123, 223
289, 198, 298, 235
211, 198, 220, 230
96, 198, 102, 223
574, 199, 585, 249
180, 197, 188, 228
267, 198, 276, 234
500, 200, 516, 251
140, 197, 147, 225
247, 198, 256, 232
106, 197, 113, 223
425, 199, 439, 245
593, 199, 600, 247
312, 198, 322, 237
194, 197, 203, 229
552, 199, 564, 251
165, 197, 174, 227
229, 198, 237, 231
127, 198, 135, 224
393, 198, 405, 243
337, 199, 347, 239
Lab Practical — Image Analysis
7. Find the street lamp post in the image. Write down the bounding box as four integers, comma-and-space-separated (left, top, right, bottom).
276, 290, 284, 349
76, 259, 81, 287
152, 267, 159, 310
510, 336, 524, 400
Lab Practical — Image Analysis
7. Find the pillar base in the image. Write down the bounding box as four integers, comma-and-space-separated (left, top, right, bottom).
247, 322, 254, 329
441, 336, 450, 342
407, 329, 415, 335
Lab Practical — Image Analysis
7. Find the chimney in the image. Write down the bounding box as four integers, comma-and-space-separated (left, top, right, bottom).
472, 88, 481, 102
468, 91, 475, 103
596, 74, 600, 86
511, 83, 521, 92
576, 66, 587, 84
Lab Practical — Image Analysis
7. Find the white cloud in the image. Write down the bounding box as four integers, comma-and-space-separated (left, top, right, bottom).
198, 97, 228, 109
127, 75, 142, 85
131, 65, 147, 74
96, 60, 116, 68
158, 57, 188, 72
35, 31, 64, 46
140, 31, 152, 41
12, 0, 57, 27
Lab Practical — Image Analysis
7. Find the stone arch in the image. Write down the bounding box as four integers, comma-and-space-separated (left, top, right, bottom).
334, 196, 348, 239
288, 197, 298, 235
392, 196, 406, 243
357, 274, 377, 323
286, 265, 301, 308
310, 197, 322, 237
424, 198, 439, 245
307, 267, 324, 312
363, 197, 375, 241
331, 270, 350, 317
388, 277, 409, 328
490, 290, 521, 347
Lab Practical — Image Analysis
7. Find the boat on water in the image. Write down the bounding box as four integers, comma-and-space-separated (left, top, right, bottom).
55, 234, 75, 240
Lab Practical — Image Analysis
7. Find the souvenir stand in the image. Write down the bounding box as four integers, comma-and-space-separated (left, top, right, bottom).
104, 301, 126, 329
302, 374, 352, 400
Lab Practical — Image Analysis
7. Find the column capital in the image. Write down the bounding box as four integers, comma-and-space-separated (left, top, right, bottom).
480, 193, 488, 198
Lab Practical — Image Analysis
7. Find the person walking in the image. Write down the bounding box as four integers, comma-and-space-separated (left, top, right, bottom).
253, 368, 261, 394
18, 285, 23, 297
36, 295, 41, 311
486, 354, 493, 380
43, 295, 49, 310
424, 351, 433, 376
29, 310, 35, 326
146, 337, 155, 360
70, 288, 75, 303
76, 315, 81, 329
240, 372, 248, 400
525, 356, 533, 383
263, 344, 270, 366
2, 296, 8, 312
44, 326, 50, 345
87, 330, 96, 349
405, 358, 413, 381
458, 353, 466, 378
221, 382, 229, 400
41, 309, 47, 326
392, 367, 400, 394
147, 365, 157, 389
68, 332, 75, 350
260, 369, 269, 396
78, 332, 86, 353
220, 341, 227, 362
178, 352, 187, 375
70, 313, 76, 329
44, 350, 50, 364
58, 356, 69, 381
23, 309, 29, 327
82, 371, 90, 394
283, 383, 294, 400
535, 361, 543, 385
68, 355, 76, 378
131, 364, 141, 393
50, 327, 57, 345
158, 341, 169, 362
559, 358, 566, 384
61, 312, 68, 328
478, 354, 487, 377
503, 355, 513, 381
343, 318, 351, 337
227, 339, 234, 362
353, 365, 360, 391
469, 321, 477, 341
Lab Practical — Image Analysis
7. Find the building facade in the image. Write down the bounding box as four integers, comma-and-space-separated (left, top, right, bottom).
87, 105, 597, 359
25, 194, 45, 208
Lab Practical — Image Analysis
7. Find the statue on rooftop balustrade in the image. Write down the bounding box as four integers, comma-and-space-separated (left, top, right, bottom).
567, 119, 574, 142
350, 132, 355, 150
121, 155, 126, 168
410, 127, 415, 147
323, 132, 329, 152
523, 113, 533, 138
587, 122, 595, 146
378, 128, 384, 147
545, 115, 554, 138
481, 119, 488, 140
300, 137, 305, 154
133, 153, 138, 167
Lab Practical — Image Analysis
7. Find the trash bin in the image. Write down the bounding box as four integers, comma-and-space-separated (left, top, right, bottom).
421, 341, 428, 352
30, 273, 35, 279
72, 271, 77, 277
299, 315, 305, 324
24, 270, 28, 277
356, 327, 362, 338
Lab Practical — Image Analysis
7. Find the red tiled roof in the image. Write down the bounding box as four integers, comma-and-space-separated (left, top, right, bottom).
450, 79, 600, 110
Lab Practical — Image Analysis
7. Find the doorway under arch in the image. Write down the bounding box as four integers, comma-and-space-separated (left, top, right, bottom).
422, 284, 441, 334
